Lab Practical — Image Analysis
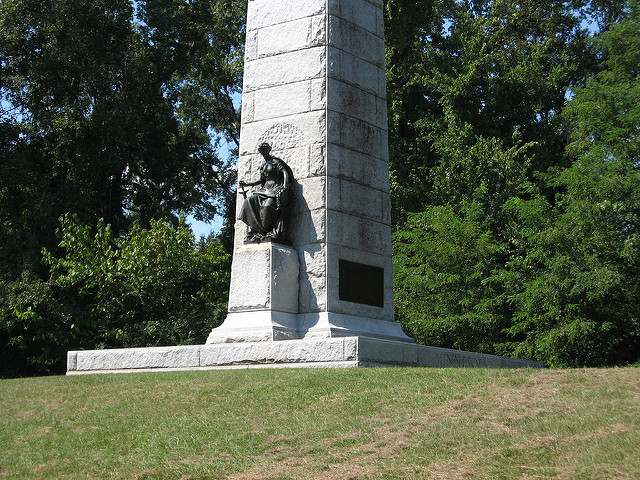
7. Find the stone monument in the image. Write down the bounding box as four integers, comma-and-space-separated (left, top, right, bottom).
66, 0, 543, 372
205, 0, 410, 345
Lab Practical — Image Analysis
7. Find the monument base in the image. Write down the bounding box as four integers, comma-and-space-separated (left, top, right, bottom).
205, 311, 300, 343
206, 311, 414, 344
66, 337, 543, 375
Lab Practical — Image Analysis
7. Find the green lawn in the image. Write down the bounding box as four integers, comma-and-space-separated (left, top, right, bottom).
1, 367, 639, 479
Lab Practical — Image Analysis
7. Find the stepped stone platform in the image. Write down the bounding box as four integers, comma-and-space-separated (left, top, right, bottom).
66, 337, 542, 374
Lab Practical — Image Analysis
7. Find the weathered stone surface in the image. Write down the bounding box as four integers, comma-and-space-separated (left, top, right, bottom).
326, 144, 390, 192
271, 248, 300, 312
253, 16, 326, 60
328, 0, 382, 37
299, 313, 404, 339
206, 311, 299, 344
289, 208, 325, 246
244, 47, 326, 93
296, 176, 326, 212
326, 210, 392, 254
298, 272, 327, 313
328, 47, 385, 97
310, 78, 327, 112
66, 338, 543, 374
337, 180, 384, 222
358, 338, 418, 364
415, 345, 543, 368
227, 243, 299, 313
250, 82, 312, 122
202, 337, 356, 365
239, 112, 325, 157
73, 346, 201, 372
328, 16, 385, 67
300, 243, 326, 278
327, 79, 386, 128
327, 111, 387, 159
247, 0, 326, 31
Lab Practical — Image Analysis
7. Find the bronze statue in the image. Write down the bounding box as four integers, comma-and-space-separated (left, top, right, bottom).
238, 143, 294, 242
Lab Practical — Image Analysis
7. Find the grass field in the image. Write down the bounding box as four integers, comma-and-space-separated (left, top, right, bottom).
1, 367, 639, 479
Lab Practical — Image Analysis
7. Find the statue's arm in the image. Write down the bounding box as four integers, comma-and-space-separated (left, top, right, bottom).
281, 168, 290, 190
239, 179, 261, 187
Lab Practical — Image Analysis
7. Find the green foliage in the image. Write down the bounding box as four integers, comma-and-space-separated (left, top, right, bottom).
389, 0, 640, 367
498, 3, 640, 367
385, 0, 592, 223
0, 274, 68, 377
393, 203, 506, 353
0, 216, 230, 377
0, 0, 243, 376
0, 0, 244, 278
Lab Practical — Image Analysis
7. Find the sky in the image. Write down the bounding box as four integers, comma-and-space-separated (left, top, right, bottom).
188, 215, 223, 238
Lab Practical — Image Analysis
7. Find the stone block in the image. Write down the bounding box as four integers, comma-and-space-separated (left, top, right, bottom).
251, 81, 312, 122
228, 242, 299, 313
358, 337, 417, 364
298, 313, 409, 340
296, 176, 326, 212
278, 147, 310, 181
244, 47, 326, 93
327, 79, 386, 128
310, 78, 327, 112
206, 311, 299, 343
298, 272, 327, 312
228, 246, 270, 310
328, 15, 385, 67
239, 112, 326, 157
382, 192, 391, 225
255, 16, 326, 59
66, 337, 543, 374
290, 208, 326, 246
75, 346, 201, 372
338, 179, 384, 222
328, 47, 384, 97
309, 144, 326, 176
328, 0, 381, 37
326, 144, 390, 192
245, 29, 259, 62
326, 210, 392, 255
202, 338, 357, 365
327, 111, 386, 159
247, 0, 326, 31
415, 346, 533, 368
299, 243, 326, 278
242, 91, 255, 123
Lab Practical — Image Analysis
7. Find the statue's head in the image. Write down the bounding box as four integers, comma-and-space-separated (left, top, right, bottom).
258, 143, 272, 156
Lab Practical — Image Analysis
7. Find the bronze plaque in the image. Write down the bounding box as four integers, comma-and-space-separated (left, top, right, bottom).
339, 260, 384, 307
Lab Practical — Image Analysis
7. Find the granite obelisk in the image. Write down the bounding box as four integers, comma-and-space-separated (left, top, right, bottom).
206, 0, 411, 343
66, 0, 544, 372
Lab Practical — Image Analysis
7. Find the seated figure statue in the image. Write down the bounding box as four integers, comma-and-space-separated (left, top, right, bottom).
237, 143, 294, 242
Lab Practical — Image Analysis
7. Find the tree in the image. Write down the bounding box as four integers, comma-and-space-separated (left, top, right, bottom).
498, 1, 640, 366
388, 0, 639, 366
385, 0, 596, 225
0, 0, 245, 376
0, 0, 245, 279
0, 216, 231, 377
393, 203, 506, 353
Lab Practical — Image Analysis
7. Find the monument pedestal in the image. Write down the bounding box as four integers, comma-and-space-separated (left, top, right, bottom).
67, 337, 543, 374
297, 312, 413, 342
206, 241, 300, 343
